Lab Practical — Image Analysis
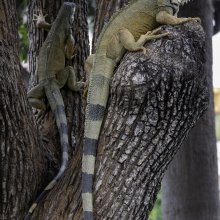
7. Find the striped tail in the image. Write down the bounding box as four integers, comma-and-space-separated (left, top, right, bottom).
25, 81, 69, 219
82, 56, 115, 220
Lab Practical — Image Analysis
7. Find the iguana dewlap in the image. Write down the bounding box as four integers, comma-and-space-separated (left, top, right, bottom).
25, 2, 84, 219
82, 0, 199, 219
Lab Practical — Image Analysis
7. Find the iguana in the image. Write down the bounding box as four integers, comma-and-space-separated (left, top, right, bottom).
25, 2, 84, 219
82, 0, 199, 219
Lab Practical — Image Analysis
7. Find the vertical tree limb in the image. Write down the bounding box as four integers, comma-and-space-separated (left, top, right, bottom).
0, 1, 44, 219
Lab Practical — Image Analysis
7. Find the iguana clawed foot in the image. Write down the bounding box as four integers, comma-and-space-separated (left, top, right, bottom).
187, 17, 201, 23
74, 78, 85, 92
176, 16, 201, 24
36, 108, 46, 123
33, 9, 47, 26
140, 27, 171, 54
33, 9, 51, 31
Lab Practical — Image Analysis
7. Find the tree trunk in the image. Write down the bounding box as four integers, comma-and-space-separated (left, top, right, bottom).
25, 0, 89, 219
162, 1, 220, 219
0, 1, 44, 219
92, 21, 208, 219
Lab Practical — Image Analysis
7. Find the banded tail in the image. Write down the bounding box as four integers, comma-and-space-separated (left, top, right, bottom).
82, 57, 115, 220
25, 80, 69, 219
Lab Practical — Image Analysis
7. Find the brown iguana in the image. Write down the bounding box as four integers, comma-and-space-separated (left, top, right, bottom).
82, 0, 199, 219
25, 2, 84, 219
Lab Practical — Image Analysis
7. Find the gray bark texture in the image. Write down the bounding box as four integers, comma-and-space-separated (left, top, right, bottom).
0, 0, 44, 219
162, 1, 220, 219
92, 21, 209, 219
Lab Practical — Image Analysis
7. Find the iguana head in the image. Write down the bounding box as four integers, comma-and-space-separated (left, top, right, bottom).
57, 2, 76, 26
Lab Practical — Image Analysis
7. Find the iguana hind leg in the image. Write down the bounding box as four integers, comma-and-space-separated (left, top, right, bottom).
118, 28, 170, 55
27, 83, 46, 122
56, 66, 84, 92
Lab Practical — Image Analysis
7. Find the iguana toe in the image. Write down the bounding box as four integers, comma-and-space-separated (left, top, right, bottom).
36, 109, 46, 123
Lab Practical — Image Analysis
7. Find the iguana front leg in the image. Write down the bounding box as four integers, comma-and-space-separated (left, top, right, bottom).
27, 83, 47, 122
156, 11, 200, 25
65, 33, 75, 59
33, 9, 52, 31
117, 28, 171, 55
56, 66, 85, 92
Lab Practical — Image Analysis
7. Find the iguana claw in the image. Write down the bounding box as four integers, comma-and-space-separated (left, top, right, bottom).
140, 28, 171, 55
33, 9, 48, 22
33, 9, 51, 31
192, 17, 201, 23
74, 78, 85, 92
36, 109, 46, 123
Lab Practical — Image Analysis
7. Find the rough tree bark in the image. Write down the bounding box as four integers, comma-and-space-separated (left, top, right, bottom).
162, 1, 220, 219
0, 1, 44, 219
25, 0, 89, 219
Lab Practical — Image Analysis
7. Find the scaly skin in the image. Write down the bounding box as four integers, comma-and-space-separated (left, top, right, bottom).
25, 2, 84, 219
82, 0, 199, 219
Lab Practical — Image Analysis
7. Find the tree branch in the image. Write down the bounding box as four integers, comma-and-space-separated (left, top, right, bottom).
93, 21, 209, 219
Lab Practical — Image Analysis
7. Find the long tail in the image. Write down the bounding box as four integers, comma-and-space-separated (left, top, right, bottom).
82, 56, 115, 220
25, 82, 69, 220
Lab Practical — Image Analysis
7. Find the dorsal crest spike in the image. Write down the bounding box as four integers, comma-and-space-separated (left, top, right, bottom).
180, 0, 192, 5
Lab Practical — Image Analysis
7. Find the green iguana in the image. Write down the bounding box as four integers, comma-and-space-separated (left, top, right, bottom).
25, 2, 84, 219
82, 0, 199, 219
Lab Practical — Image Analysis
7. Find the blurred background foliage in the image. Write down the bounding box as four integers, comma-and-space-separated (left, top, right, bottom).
149, 191, 162, 220
16, 0, 28, 62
